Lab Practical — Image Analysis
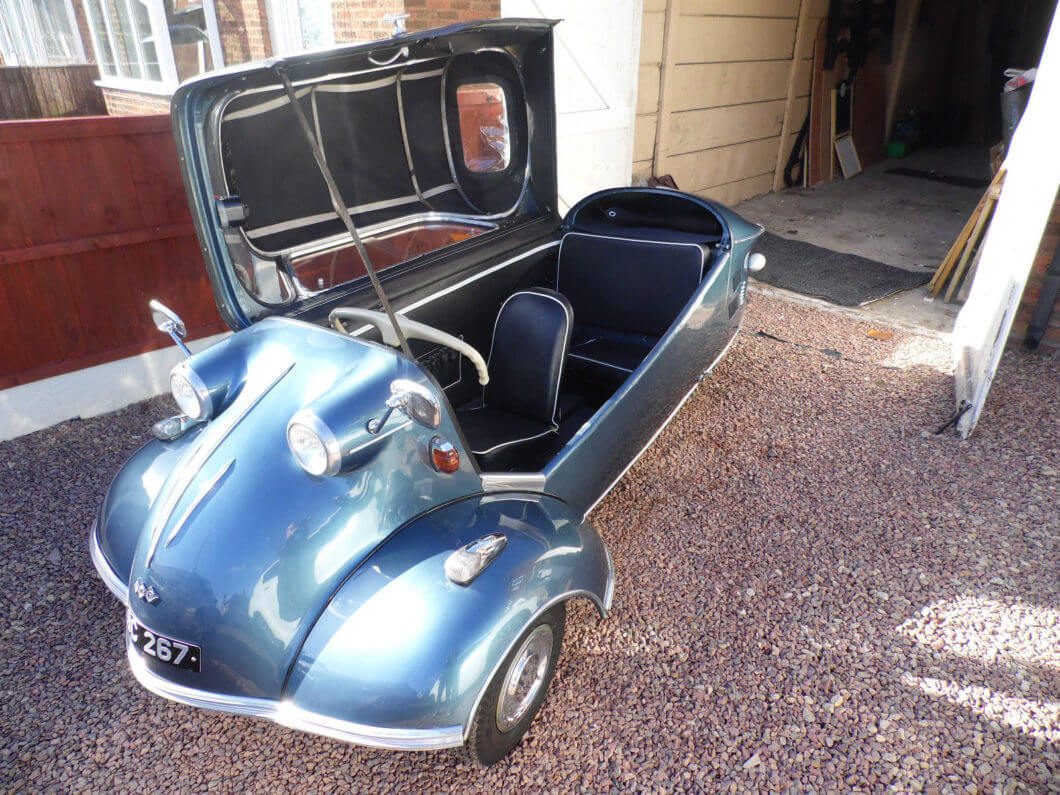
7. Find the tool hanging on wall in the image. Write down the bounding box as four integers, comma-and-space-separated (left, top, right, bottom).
927, 169, 1006, 302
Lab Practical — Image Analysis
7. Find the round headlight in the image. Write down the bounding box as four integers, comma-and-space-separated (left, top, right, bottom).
287, 412, 340, 476
170, 368, 210, 420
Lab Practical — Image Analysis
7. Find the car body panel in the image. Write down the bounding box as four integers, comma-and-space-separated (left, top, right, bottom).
285, 494, 611, 735
109, 317, 481, 700
90, 19, 763, 754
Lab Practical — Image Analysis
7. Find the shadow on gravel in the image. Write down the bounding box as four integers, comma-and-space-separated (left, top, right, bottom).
0, 295, 1056, 792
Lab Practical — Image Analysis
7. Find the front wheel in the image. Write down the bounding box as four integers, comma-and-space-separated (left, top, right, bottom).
466, 603, 566, 766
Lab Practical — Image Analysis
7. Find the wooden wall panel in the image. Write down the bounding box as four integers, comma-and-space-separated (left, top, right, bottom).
674, 17, 796, 64
702, 173, 776, 205
665, 136, 781, 192
682, 0, 799, 16
668, 100, 787, 155
634, 115, 658, 161
670, 61, 791, 110
0, 116, 224, 389
635, 0, 803, 203
638, 65, 661, 114
640, 11, 667, 64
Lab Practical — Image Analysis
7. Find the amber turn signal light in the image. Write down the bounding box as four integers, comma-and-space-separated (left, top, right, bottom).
430, 436, 460, 473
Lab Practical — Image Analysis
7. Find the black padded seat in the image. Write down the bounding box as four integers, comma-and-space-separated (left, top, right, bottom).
457, 288, 573, 469
557, 232, 706, 381
568, 334, 655, 375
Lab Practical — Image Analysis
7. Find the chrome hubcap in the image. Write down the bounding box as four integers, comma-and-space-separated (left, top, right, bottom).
496, 625, 553, 732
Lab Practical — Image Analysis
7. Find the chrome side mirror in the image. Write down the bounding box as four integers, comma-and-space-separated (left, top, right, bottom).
149, 300, 190, 357
367, 379, 441, 434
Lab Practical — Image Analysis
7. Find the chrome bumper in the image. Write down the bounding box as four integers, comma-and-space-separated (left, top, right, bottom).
89, 519, 129, 607
126, 645, 464, 751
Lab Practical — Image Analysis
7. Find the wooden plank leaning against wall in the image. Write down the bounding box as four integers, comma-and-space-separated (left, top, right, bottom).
634, 0, 830, 206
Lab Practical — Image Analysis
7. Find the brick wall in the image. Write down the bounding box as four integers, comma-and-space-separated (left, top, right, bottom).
71, 1, 97, 63
406, 0, 499, 31
333, 0, 406, 41
216, 0, 273, 62
101, 88, 170, 116
1011, 195, 1060, 352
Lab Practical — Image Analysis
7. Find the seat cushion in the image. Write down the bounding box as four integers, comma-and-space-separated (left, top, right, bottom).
567, 335, 657, 376
484, 288, 572, 424
457, 406, 557, 464
557, 232, 705, 338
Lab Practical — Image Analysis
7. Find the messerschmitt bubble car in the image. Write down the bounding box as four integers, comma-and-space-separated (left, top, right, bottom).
89, 18, 765, 764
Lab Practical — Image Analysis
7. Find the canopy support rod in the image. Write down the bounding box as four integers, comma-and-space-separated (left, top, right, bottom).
275, 64, 413, 359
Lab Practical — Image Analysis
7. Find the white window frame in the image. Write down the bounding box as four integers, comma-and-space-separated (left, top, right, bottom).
81, 0, 224, 95
265, 0, 335, 56
0, 0, 87, 66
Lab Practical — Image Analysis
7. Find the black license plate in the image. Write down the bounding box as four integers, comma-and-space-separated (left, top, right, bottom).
126, 613, 201, 672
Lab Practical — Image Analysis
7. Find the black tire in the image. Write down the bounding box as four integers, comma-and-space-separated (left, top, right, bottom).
466, 602, 566, 766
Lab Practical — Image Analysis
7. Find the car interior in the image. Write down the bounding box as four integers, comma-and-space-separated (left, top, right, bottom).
213, 46, 728, 474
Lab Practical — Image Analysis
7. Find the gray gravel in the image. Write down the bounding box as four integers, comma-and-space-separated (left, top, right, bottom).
1, 293, 1057, 792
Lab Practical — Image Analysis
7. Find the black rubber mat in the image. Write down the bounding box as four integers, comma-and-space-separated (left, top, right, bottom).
885, 167, 990, 189
750, 233, 930, 307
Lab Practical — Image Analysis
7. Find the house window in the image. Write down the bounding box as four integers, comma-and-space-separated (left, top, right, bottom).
81, 0, 224, 93
266, 0, 334, 56
0, 0, 87, 65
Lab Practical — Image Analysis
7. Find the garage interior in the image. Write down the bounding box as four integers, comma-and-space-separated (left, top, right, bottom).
634, 0, 1057, 340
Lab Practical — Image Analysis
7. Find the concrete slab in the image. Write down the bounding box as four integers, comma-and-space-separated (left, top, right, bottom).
736, 146, 992, 334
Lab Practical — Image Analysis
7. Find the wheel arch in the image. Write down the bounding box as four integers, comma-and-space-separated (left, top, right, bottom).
282, 492, 613, 740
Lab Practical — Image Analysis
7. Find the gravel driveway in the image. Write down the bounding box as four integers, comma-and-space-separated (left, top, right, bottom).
2, 294, 1057, 792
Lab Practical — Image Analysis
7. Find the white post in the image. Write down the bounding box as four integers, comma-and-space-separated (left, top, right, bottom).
952, 3, 1060, 437
499, 0, 643, 213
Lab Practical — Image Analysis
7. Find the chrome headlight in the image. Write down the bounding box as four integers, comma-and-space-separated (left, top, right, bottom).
170, 365, 211, 421
286, 411, 341, 477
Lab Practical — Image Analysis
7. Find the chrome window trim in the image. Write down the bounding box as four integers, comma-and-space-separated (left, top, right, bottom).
126, 646, 464, 751
286, 212, 496, 263
89, 519, 129, 607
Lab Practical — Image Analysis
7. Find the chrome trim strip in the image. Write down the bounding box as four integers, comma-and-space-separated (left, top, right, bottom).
146, 361, 294, 568
246, 187, 460, 240
395, 70, 428, 207
127, 646, 463, 751
287, 212, 496, 261
89, 519, 129, 607
461, 588, 607, 742
603, 546, 616, 613
164, 458, 235, 549
480, 472, 546, 493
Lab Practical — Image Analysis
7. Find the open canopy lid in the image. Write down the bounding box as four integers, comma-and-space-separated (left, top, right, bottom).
171, 19, 560, 329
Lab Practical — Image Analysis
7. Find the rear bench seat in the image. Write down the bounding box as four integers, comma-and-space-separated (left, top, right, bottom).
557, 232, 707, 381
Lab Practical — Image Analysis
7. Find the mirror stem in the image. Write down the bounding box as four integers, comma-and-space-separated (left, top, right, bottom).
165, 325, 192, 357
367, 404, 397, 435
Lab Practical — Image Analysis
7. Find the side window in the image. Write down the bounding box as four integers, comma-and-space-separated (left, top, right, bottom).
456, 83, 511, 173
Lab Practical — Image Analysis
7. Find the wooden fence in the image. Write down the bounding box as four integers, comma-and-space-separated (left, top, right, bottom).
0, 66, 106, 119
0, 115, 225, 390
